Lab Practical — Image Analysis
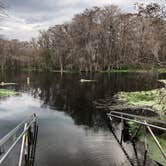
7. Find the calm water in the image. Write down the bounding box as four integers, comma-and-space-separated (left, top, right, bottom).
0, 71, 163, 166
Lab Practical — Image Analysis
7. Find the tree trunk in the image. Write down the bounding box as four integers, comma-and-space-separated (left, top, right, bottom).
59, 56, 63, 75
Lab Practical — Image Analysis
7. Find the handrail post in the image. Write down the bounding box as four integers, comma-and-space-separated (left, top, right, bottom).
18, 123, 27, 166
143, 125, 148, 166
30, 120, 38, 166
120, 115, 124, 145
0, 147, 4, 156
107, 111, 166, 164
24, 126, 29, 166
0, 114, 38, 166
25, 123, 32, 166
145, 121, 166, 160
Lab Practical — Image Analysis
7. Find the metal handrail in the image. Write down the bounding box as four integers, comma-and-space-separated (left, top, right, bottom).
0, 114, 35, 147
107, 111, 166, 125
0, 114, 38, 166
108, 113, 166, 132
107, 111, 166, 162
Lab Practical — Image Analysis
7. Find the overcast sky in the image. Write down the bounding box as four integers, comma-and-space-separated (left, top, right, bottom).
0, 0, 163, 41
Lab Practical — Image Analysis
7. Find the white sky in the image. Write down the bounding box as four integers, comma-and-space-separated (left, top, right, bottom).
0, 0, 164, 41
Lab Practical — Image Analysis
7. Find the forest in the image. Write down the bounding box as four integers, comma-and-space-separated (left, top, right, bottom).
0, 3, 166, 73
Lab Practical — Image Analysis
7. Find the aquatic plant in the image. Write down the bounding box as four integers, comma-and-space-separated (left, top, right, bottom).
0, 89, 17, 97
116, 80, 166, 117
116, 82, 166, 165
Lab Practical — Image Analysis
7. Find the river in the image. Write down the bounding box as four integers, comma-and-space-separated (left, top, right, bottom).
0, 71, 163, 166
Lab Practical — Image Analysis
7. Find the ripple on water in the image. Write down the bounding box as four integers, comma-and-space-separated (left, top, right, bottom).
81, 131, 132, 166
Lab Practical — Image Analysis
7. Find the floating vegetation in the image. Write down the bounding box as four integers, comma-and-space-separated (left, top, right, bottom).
0, 89, 17, 97
114, 80, 166, 165
115, 80, 166, 118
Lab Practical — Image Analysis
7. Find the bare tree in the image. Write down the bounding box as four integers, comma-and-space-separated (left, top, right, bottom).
0, 3, 166, 72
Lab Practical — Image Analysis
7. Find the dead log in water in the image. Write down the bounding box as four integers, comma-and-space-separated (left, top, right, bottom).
0, 82, 17, 86
80, 79, 96, 83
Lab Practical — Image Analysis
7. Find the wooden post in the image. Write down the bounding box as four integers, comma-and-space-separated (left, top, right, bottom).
27, 77, 30, 85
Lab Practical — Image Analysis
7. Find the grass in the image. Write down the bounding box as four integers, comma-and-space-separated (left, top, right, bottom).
0, 89, 17, 97
117, 91, 157, 109
120, 92, 156, 102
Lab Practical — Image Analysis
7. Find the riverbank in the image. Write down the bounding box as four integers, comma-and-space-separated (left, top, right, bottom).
20, 67, 166, 74
128, 122, 166, 165
113, 80, 166, 165
113, 79, 166, 119
21, 68, 79, 73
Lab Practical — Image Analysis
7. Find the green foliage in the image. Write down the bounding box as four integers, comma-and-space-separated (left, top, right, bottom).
117, 80, 166, 116
158, 68, 166, 74
0, 89, 17, 97
128, 122, 166, 165
0, 3, 166, 72
116, 79, 166, 164
124, 92, 155, 102
45, 49, 53, 69
128, 121, 143, 139
144, 135, 166, 165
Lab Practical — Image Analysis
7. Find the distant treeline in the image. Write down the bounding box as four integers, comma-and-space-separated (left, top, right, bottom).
0, 3, 166, 72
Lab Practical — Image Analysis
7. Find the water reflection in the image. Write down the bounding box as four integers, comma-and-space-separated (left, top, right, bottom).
0, 94, 42, 119
0, 72, 163, 166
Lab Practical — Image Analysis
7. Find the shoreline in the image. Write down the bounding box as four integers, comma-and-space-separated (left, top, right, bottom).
8, 68, 166, 74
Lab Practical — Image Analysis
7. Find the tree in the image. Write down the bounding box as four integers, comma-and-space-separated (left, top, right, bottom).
0, 3, 166, 72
